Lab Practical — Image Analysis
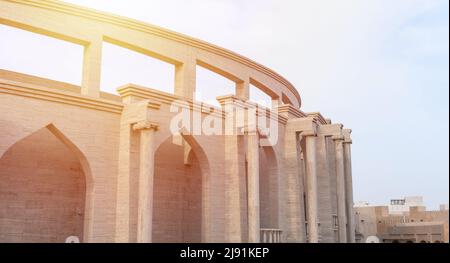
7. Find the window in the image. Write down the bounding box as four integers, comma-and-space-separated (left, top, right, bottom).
390, 199, 406, 205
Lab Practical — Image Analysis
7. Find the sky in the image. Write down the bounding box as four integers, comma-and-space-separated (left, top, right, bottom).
0, 0, 448, 209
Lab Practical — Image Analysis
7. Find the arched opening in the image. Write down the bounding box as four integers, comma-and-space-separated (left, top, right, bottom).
195, 64, 235, 107
100, 40, 175, 95
420, 240, 427, 243
259, 146, 279, 229
281, 93, 293, 106
0, 125, 87, 242
406, 240, 414, 243
0, 24, 83, 85
250, 83, 273, 109
392, 240, 400, 243
152, 135, 209, 242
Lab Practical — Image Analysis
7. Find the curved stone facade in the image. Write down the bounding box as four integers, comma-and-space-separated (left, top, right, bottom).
0, 0, 354, 243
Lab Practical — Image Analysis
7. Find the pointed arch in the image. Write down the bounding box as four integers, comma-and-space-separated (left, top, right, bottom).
152, 131, 211, 242
259, 144, 280, 229
179, 132, 211, 180
0, 124, 93, 242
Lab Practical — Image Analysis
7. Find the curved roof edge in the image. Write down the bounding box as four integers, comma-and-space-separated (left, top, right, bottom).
6, 0, 301, 106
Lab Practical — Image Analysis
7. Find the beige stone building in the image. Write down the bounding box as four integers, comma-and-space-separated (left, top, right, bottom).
355, 197, 449, 243
0, 0, 355, 243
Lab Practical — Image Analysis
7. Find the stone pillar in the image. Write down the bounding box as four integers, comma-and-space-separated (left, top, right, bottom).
284, 117, 317, 243
247, 129, 260, 243
82, 37, 102, 97
115, 118, 133, 242
314, 133, 333, 243
114, 98, 160, 243
333, 135, 347, 243
271, 92, 283, 110
175, 59, 196, 99
343, 130, 355, 243
303, 131, 319, 243
236, 79, 249, 100
133, 121, 159, 243
218, 95, 247, 242
317, 123, 344, 243
283, 131, 306, 242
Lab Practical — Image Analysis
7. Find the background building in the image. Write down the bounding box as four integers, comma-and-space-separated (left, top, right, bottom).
355, 196, 449, 243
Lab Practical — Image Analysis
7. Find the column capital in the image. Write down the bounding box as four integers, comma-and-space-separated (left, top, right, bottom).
343, 129, 352, 144
332, 135, 345, 141
318, 123, 343, 137
240, 125, 269, 137
116, 85, 163, 108
300, 130, 317, 137
216, 94, 247, 109
287, 117, 318, 136
133, 120, 159, 131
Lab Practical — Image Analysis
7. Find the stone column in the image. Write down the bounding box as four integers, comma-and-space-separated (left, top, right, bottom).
218, 95, 247, 242
343, 130, 355, 243
283, 131, 306, 242
236, 79, 249, 100
317, 123, 344, 243
333, 135, 347, 243
82, 37, 102, 97
175, 59, 196, 99
247, 129, 260, 243
284, 117, 318, 243
303, 131, 319, 243
133, 121, 159, 243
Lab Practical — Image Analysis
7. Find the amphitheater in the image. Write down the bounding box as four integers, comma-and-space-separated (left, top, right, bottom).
0, 0, 355, 243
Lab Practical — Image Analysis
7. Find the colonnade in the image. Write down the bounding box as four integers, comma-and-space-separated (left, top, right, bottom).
284, 115, 354, 243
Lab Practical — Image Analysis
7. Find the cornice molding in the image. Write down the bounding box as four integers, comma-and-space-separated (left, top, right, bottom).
277, 104, 306, 119
0, 79, 124, 114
